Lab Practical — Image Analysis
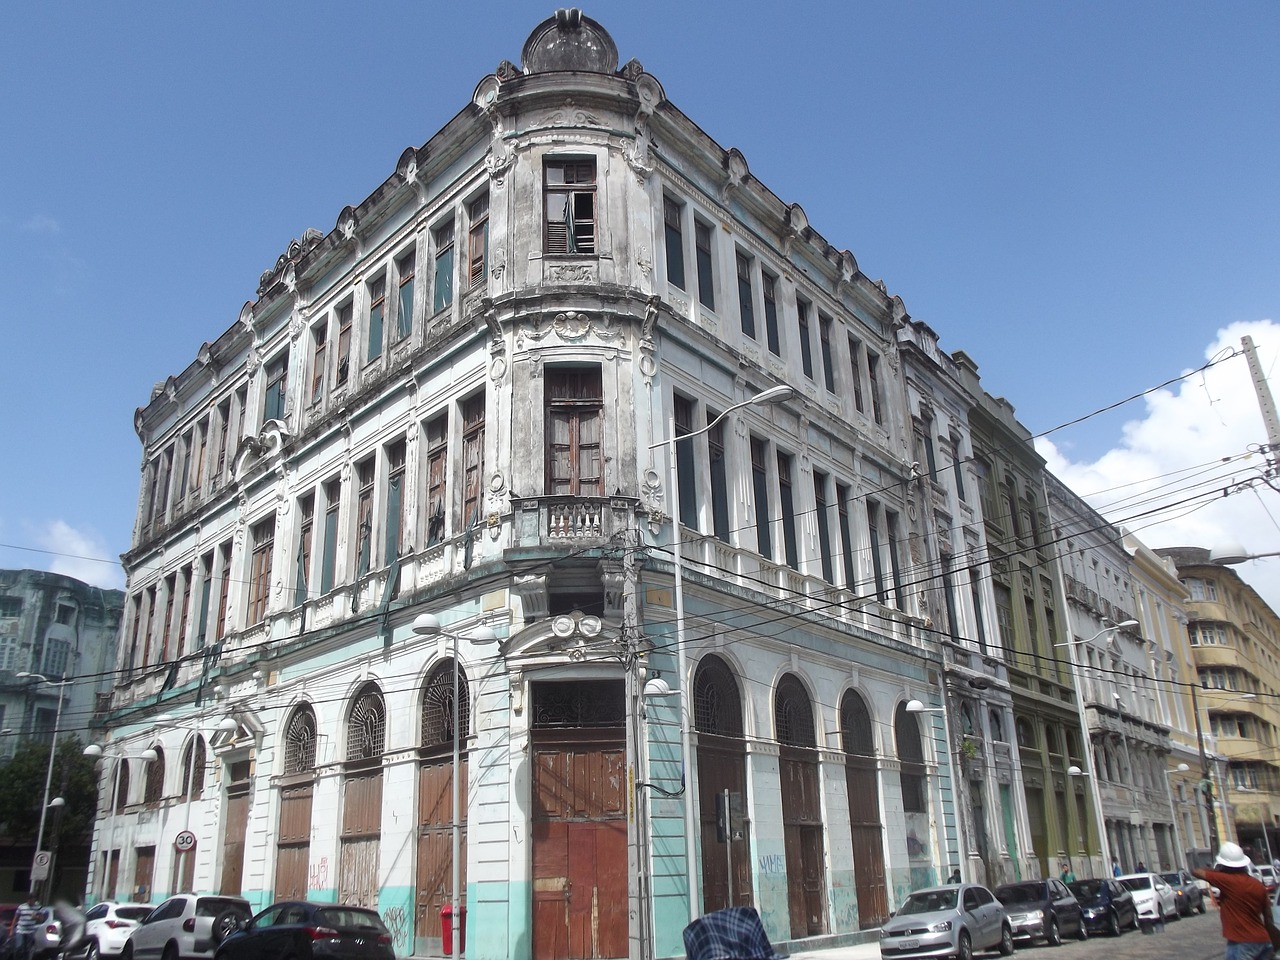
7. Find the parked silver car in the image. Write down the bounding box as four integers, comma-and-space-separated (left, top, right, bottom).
122, 896, 251, 960
879, 883, 1013, 960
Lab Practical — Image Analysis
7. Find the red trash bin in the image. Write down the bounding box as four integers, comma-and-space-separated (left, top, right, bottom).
441, 905, 466, 955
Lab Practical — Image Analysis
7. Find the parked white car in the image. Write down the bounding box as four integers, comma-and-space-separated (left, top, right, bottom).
122, 895, 251, 960
78, 902, 155, 960
1117, 872, 1178, 922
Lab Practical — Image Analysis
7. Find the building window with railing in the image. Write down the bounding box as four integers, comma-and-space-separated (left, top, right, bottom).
546, 369, 602, 497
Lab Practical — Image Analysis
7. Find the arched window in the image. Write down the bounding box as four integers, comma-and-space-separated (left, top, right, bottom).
895, 703, 927, 813
1015, 717, 1036, 750
774, 674, 815, 747
179, 735, 207, 800
284, 704, 317, 775
422, 661, 470, 748
989, 709, 1005, 742
960, 701, 976, 737
347, 683, 386, 761
840, 690, 875, 757
115, 761, 131, 813
144, 745, 166, 805
693, 655, 743, 737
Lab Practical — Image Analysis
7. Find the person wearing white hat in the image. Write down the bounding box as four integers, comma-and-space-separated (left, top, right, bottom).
1193, 842, 1280, 960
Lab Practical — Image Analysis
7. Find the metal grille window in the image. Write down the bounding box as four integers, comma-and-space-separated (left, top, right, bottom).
531, 680, 625, 729
693, 655, 743, 737
180, 736, 207, 801
346, 685, 386, 761
774, 674, 816, 747
144, 746, 166, 805
284, 705, 317, 775
840, 690, 875, 756
544, 159, 596, 254
421, 662, 469, 748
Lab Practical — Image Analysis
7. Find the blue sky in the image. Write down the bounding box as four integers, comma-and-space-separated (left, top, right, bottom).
3, 2, 1279, 602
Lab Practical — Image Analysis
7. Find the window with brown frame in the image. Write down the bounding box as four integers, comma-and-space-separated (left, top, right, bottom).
215, 541, 231, 642
366, 275, 386, 363
335, 302, 353, 387
395, 249, 415, 341
546, 368, 603, 496
468, 193, 489, 289
355, 458, 375, 577
544, 158, 596, 254
310, 323, 327, 405
247, 516, 275, 624
384, 440, 406, 563
461, 395, 486, 526
424, 414, 448, 546
295, 493, 314, 607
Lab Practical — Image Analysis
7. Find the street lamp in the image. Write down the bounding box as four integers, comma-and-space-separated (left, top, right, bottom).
1163, 762, 1192, 870
411, 614, 498, 959
1053, 619, 1139, 876
17, 671, 74, 897
1209, 545, 1280, 565
82, 744, 157, 901
906, 695, 965, 881
648, 382, 792, 922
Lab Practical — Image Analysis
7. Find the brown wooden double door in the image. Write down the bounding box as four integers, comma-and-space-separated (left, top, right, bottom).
275, 782, 313, 900
697, 737, 753, 913
415, 757, 465, 948
845, 757, 888, 926
531, 728, 628, 960
780, 747, 826, 938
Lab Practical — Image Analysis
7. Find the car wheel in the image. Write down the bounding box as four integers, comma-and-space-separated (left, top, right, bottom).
1197, 897, 1207, 915
1046, 916, 1061, 946
162, 942, 179, 960
211, 912, 239, 946
956, 930, 973, 960
1076, 916, 1088, 941
999, 923, 1014, 956
1108, 909, 1121, 937
85, 941, 100, 960
121, 943, 133, 960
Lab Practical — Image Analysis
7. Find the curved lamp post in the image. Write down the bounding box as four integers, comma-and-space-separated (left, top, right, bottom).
647, 383, 792, 921
17, 671, 74, 896
412, 614, 498, 959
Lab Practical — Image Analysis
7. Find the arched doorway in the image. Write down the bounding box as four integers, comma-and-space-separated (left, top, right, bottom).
895, 703, 931, 885
340, 683, 385, 908
840, 690, 887, 926
693, 655, 753, 912
416, 660, 471, 953
775, 673, 826, 938
275, 704, 316, 900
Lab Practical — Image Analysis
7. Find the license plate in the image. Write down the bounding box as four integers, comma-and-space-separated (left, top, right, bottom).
899, 939, 918, 949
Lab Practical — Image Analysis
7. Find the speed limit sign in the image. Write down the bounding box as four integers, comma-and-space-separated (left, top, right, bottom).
174, 830, 197, 853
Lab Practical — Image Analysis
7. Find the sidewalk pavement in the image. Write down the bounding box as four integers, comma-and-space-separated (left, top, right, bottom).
784, 941, 880, 960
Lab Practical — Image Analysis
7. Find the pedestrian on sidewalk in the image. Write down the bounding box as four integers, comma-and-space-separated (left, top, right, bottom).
8, 896, 41, 960
1192, 842, 1280, 960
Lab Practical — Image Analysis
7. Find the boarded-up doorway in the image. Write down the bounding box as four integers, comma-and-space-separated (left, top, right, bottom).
530, 680, 627, 960
776, 674, 826, 939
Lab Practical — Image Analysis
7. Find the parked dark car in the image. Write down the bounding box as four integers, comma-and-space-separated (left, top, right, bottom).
1161, 870, 1207, 916
1068, 878, 1138, 936
213, 902, 393, 960
994, 878, 1086, 945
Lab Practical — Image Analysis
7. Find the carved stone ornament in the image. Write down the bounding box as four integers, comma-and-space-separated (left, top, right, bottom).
623, 73, 664, 182
721, 148, 749, 203
288, 309, 305, 342
337, 206, 359, 246
474, 76, 516, 182
523, 310, 619, 344
540, 99, 604, 128
545, 261, 596, 284
783, 203, 810, 257
635, 244, 652, 277
238, 301, 255, 334
838, 250, 859, 292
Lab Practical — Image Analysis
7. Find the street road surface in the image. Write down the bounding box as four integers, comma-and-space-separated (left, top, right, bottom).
1006, 910, 1225, 960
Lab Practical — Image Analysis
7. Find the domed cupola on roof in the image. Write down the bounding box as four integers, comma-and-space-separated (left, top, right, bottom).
521, 8, 618, 75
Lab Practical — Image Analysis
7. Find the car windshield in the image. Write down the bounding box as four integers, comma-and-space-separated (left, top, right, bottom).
115, 908, 152, 922
996, 884, 1045, 905
899, 890, 957, 914
1069, 880, 1103, 902
1161, 873, 1182, 885
1121, 877, 1153, 892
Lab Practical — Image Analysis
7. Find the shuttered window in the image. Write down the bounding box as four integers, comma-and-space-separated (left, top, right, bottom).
424, 414, 448, 546
546, 368, 603, 496
248, 516, 275, 624
544, 159, 596, 254
468, 194, 489, 289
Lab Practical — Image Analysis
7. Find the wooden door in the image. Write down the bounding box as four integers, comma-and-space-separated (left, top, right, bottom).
531, 736, 627, 960
415, 758, 466, 947
133, 846, 155, 902
107, 851, 120, 900
275, 783, 313, 900
339, 769, 383, 909
697, 739, 753, 912
220, 790, 249, 895
780, 750, 826, 938
845, 758, 888, 926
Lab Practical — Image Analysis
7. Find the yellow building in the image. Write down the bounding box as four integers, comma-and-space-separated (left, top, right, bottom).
1159, 547, 1280, 862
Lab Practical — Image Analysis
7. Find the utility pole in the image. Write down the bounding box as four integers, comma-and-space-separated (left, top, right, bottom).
1242, 334, 1280, 481
1188, 681, 1220, 852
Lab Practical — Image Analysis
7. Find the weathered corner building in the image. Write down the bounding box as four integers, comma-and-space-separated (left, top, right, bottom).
85, 11, 1081, 959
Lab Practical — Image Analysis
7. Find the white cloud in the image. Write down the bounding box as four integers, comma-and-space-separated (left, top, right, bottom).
1038, 318, 1280, 611
20, 214, 62, 236
31, 520, 124, 589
